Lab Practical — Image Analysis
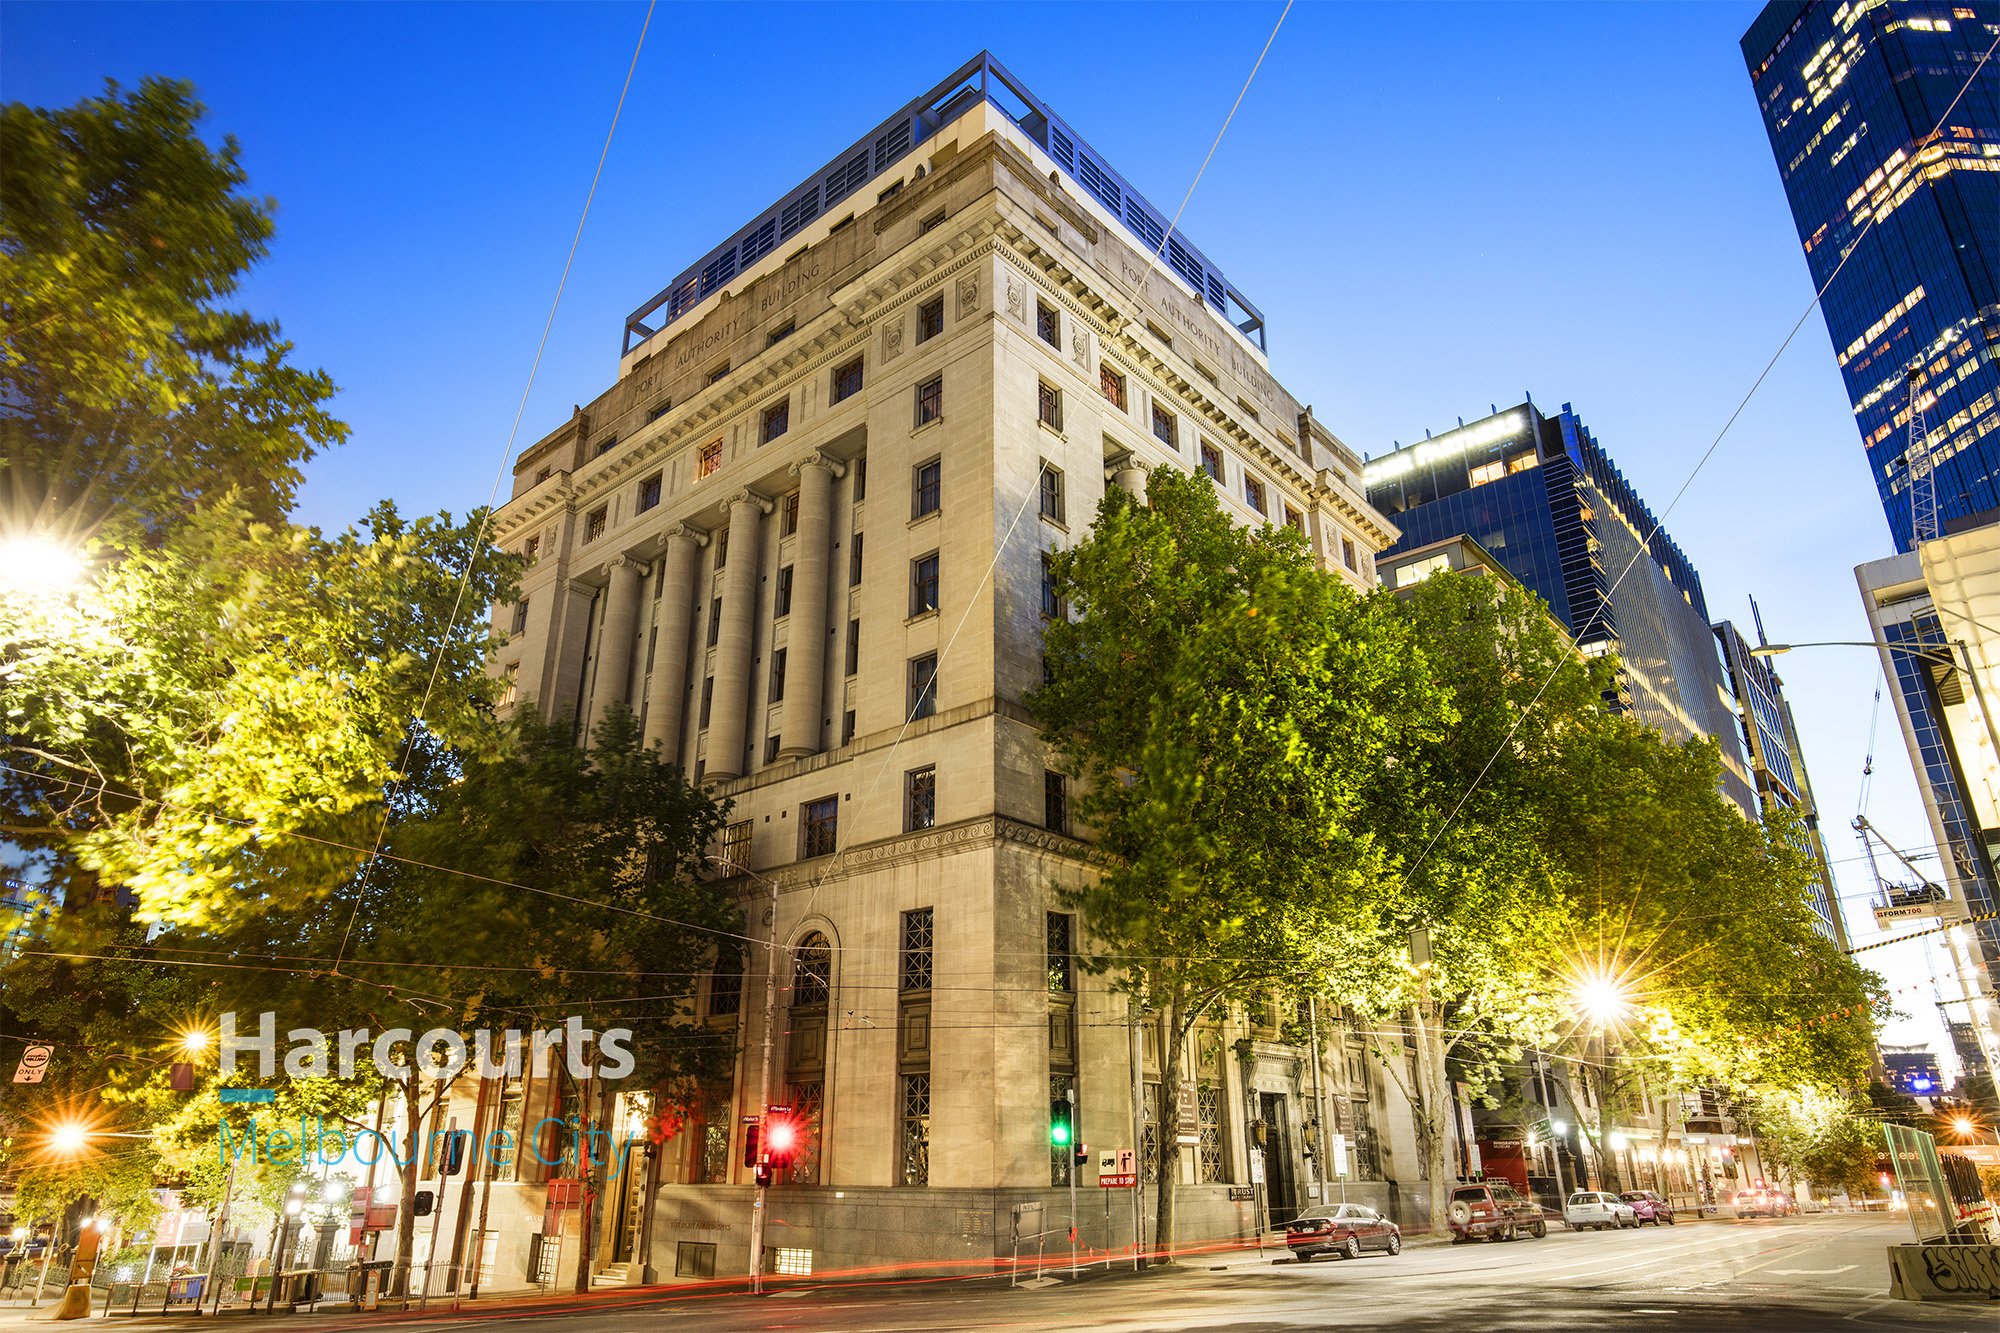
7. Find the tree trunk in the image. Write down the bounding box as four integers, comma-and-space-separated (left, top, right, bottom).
1409, 997, 1453, 1239
393, 1074, 422, 1296
572, 1080, 612, 1294
1152, 990, 1185, 1262
1588, 1061, 1623, 1195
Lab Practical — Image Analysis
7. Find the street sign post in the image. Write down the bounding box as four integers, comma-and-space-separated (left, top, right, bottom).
1096, 1148, 1137, 1188
1175, 1081, 1200, 1147
12, 1044, 52, 1083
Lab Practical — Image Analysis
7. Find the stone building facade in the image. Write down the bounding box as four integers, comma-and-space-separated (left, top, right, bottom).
486, 54, 1414, 1279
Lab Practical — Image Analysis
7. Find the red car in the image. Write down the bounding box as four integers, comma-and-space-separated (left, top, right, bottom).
1620, 1190, 1676, 1225
1283, 1203, 1403, 1260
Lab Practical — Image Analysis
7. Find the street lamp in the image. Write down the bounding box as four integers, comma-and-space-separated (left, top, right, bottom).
0, 537, 82, 594
49, 1123, 89, 1154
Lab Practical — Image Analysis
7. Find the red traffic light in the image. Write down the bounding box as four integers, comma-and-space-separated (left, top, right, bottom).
767, 1117, 799, 1154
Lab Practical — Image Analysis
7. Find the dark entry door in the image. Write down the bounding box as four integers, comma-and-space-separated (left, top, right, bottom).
1260, 1092, 1298, 1225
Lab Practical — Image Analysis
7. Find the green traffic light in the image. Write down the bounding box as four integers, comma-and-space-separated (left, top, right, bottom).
1051, 1122, 1070, 1146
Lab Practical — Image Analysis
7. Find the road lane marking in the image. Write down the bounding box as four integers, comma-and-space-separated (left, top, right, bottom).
1765, 1265, 1856, 1275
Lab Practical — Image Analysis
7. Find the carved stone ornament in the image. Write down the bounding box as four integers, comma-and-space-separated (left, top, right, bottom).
1071, 326, 1090, 368
956, 273, 979, 318
790, 449, 847, 481
884, 317, 905, 363
1005, 275, 1024, 321
666, 521, 710, 548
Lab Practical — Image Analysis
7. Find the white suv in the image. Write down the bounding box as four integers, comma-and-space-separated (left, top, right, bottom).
1564, 1190, 1638, 1231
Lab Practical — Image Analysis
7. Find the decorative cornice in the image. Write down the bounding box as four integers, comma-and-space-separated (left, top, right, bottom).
711, 814, 1100, 893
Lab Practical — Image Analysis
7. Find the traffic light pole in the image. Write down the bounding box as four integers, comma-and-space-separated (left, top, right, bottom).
746, 867, 780, 1296
1067, 1088, 1079, 1278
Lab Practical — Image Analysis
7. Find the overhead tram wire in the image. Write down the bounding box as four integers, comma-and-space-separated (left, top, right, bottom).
1395, 24, 2000, 897
328, 0, 659, 978
787, 2, 1297, 936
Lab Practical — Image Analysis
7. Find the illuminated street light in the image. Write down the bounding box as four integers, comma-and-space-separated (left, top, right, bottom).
0, 537, 82, 594
50, 1124, 88, 1153
1573, 975, 1634, 1026
322, 1180, 347, 1204
180, 1029, 212, 1055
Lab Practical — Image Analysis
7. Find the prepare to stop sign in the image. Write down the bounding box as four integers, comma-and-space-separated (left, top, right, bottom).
1097, 1147, 1137, 1188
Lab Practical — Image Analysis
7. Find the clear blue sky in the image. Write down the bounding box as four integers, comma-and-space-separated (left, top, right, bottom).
2, 1, 1963, 1064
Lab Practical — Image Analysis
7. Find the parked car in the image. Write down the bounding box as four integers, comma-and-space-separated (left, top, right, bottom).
1564, 1190, 1638, 1230
1620, 1190, 1677, 1225
1447, 1182, 1548, 1242
1732, 1188, 1793, 1219
1283, 1203, 1403, 1260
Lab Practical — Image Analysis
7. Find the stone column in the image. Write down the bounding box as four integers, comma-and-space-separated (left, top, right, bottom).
640, 523, 708, 762
703, 489, 773, 781
778, 452, 846, 760
1111, 456, 1151, 500
590, 555, 643, 744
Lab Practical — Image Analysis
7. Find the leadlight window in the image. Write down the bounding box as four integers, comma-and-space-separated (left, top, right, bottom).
900, 906, 934, 991
920, 209, 946, 233
916, 376, 942, 427
709, 950, 743, 1017
784, 1080, 822, 1185
762, 400, 790, 444
1040, 553, 1064, 619
908, 653, 938, 721
910, 552, 940, 616
905, 767, 936, 834
1198, 1084, 1226, 1183
1342, 538, 1358, 571
802, 799, 838, 859
1039, 465, 1064, 522
1047, 912, 1073, 992
1200, 442, 1224, 482
901, 1073, 931, 1186
585, 507, 607, 542
833, 358, 864, 403
913, 458, 941, 517
698, 440, 722, 478
511, 600, 529, 635
1100, 364, 1127, 410
1141, 1081, 1161, 1181
498, 662, 519, 707
718, 819, 752, 872
1038, 381, 1062, 431
918, 297, 944, 343
1152, 404, 1178, 449
524, 535, 540, 563
1044, 769, 1068, 834
1285, 506, 1305, 535
1037, 301, 1060, 348
1245, 476, 1266, 514
638, 474, 662, 513
792, 931, 832, 1006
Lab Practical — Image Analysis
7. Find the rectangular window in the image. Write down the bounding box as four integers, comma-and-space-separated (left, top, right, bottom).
803, 796, 838, 858
1040, 553, 1064, 619
1200, 442, 1224, 483
1244, 476, 1266, 514
1152, 404, 1178, 450
833, 358, 864, 403
920, 209, 946, 234
698, 440, 722, 479
900, 1073, 931, 1187
585, 507, 608, 542
1198, 1083, 1227, 1183
524, 535, 540, 563
905, 767, 936, 833
774, 565, 794, 617
917, 297, 944, 343
916, 375, 942, 427
1038, 381, 1062, 431
783, 493, 800, 536
913, 458, 941, 517
849, 532, 864, 586
718, 819, 752, 872
1469, 459, 1505, 487
638, 474, 662, 513
1051, 1072, 1076, 1187
708, 949, 744, 1017
908, 653, 938, 720
1342, 538, 1358, 572
845, 619, 860, 676
715, 528, 729, 569
910, 552, 940, 616
854, 455, 867, 501
1037, 301, 1060, 348
767, 320, 795, 346
1285, 506, 1305, 535
1039, 465, 1064, 522
699, 677, 715, 727
765, 736, 781, 764
769, 647, 787, 703
900, 906, 934, 989
762, 399, 790, 444
1043, 769, 1068, 834
596, 435, 618, 456
707, 363, 730, 385
648, 401, 671, 423
498, 662, 519, 707
1047, 912, 1073, 992
707, 598, 723, 647
511, 599, 529, 635
842, 709, 856, 744
1100, 364, 1126, 410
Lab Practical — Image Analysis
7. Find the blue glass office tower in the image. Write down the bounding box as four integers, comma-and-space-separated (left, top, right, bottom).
1364, 402, 1760, 817
1742, 1, 2000, 553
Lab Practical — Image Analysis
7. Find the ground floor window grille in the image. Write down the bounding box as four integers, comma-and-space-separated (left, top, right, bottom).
1050, 1073, 1075, 1187
1198, 1084, 1227, 1182
1351, 1098, 1381, 1180
901, 1073, 932, 1186
772, 1247, 813, 1276
1141, 1081, 1161, 1181
787, 1081, 823, 1185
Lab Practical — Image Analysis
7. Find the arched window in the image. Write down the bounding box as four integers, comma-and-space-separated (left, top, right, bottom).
793, 931, 832, 1007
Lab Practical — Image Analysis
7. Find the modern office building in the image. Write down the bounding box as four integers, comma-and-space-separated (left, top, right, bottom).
1363, 401, 1759, 817
484, 54, 1422, 1281
1713, 618, 1850, 948
1741, 1, 2000, 553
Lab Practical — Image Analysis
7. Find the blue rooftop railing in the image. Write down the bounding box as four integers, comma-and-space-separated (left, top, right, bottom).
621, 52, 1267, 356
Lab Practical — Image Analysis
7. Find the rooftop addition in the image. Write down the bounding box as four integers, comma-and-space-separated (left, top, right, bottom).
620, 52, 1268, 357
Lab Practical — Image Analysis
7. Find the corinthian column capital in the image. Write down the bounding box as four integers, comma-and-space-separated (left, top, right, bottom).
665, 522, 711, 547
725, 488, 775, 515
789, 450, 848, 481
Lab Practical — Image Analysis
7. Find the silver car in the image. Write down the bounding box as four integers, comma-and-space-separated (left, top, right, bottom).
1564, 1190, 1638, 1230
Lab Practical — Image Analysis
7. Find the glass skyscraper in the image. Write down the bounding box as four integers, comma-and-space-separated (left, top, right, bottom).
1742, 1, 2000, 552
1364, 401, 1760, 819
